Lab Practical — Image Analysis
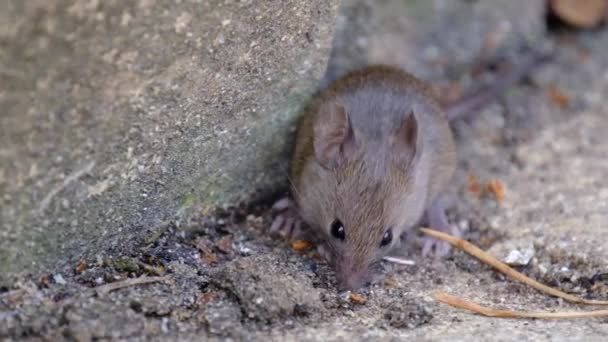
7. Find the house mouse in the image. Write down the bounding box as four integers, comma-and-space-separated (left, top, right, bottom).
270, 55, 547, 291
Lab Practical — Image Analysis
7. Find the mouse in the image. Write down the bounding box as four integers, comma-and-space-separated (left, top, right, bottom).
270, 55, 547, 291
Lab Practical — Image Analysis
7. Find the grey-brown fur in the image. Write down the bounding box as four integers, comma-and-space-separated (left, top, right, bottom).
290, 65, 456, 290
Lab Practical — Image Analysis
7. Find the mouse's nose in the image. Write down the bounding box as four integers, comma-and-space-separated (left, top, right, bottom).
333, 251, 374, 291
337, 276, 360, 292
335, 265, 370, 291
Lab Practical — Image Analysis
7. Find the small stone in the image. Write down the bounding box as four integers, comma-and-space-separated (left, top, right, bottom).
503, 247, 535, 266
488, 239, 535, 266
237, 244, 252, 256
53, 273, 67, 285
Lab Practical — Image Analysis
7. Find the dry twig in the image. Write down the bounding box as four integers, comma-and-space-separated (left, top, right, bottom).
420, 228, 608, 305
433, 292, 608, 319
93, 276, 170, 296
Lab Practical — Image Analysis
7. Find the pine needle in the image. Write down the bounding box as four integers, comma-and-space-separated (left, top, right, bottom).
433, 292, 608, 319
420, 227, 608, 305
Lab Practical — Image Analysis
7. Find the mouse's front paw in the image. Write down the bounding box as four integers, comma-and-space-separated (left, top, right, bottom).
421, 224, 461, 258
269, 197, 306, 241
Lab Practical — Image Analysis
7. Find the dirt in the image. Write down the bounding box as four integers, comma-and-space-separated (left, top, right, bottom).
2, 184, 607, 340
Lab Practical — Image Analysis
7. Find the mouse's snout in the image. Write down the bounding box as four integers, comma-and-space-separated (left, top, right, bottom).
334, 256, 372, 291
336, 272, 369, 292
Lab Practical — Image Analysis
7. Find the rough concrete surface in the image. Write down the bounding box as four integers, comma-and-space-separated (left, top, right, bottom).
0, 0, 339, 279
2, 0, 608, 341
325, 0, 546, 85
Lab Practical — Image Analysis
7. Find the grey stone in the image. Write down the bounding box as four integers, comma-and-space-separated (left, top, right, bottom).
488, 238, 536, 266
0, 0, 340, 280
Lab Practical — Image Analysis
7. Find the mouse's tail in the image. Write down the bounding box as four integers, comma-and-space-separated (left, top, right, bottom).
444, 51, 552, 121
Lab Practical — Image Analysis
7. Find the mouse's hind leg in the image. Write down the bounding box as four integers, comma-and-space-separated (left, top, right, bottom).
269, 197, 308, 241
421, 198, 461, 257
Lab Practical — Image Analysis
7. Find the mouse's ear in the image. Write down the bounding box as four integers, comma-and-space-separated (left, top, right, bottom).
313, 103, 356, 169
390, 110, 420, 166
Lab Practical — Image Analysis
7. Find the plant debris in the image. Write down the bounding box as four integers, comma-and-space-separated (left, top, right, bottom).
192, 237, 219, 264
74, 259, 87, 274
137, 261, 165, 276
433, 292, 608, 319
466, 175, 505, 202
349, 292, 367, 304
216, 235, 234, 253
112, 257, 140, 273
546, 84, 570, 109
291, 240, 313, 252
421, 228, 608, 305
486, 179, 505, 202
93, 276, 170, 296
467, 173, 482, 197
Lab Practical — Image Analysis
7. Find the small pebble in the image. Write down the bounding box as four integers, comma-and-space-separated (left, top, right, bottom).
53, 274, 67, 285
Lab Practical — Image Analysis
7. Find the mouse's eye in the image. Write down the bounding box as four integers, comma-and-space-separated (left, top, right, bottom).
380, 228, 392, 247
330, 219, 345, 240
